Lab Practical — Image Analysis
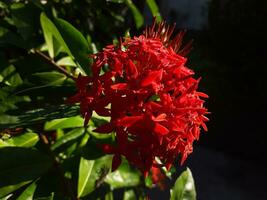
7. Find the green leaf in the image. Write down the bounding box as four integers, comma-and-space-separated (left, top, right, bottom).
40, 13, 55, 58
0, 132, 39, 148
53, 18, 91, 75
106, 0, 125, 3
105, 191, 114, 200
0, 147, 52, 198
170, 168, 196, 200
0, 104, 80, 129
44, 116, 84, 131
17, 181, 37, 200
56, 57, 76, 67
40, 13, 90, 74
0, 181, 31, 199
51, 128, 85, 151
78, 156, 112, 197
123, 189, 136, 200
105, 159, 141, 189
125, 0, 144, 29
29, 71, 67, 86
146, 0, 162, 22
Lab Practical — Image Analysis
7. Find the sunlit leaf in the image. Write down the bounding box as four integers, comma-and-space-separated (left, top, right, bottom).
105, 159, 141, 188
53, 18, 91, 75
170, 168, 196, 200
0, 181, 31, 199
51, 128, 85, 151
78, 156, 112, 197
44, 116, 84, 131
56, 57, 77, 67
125, 0, 144, 29
146, 0, 162, 21
40, 13, 55, 58
17, 181, 37, 200
0, 132, 39, 148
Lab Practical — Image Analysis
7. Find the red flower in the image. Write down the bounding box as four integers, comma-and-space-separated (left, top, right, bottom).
68, 21, 209, 177
151, 166, 167, 190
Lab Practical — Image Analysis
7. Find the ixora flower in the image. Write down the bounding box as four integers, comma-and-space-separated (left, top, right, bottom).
68, 21, 209, 176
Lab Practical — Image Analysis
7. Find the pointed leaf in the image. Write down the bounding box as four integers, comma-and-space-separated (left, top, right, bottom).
0, 181, 31, 199
56, 56, 76, 67
146, 0, 162, 22
51, 128, 85, 151
53, 18, 91, 75
78, 156, 112, 197
17, 181, 37, 200
40, 13, 55, 58
44, 116, 84, 131
125, 0, 144, 29
170, 168, 196, 200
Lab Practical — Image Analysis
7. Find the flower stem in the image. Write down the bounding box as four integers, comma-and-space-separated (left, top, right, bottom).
31, 49, 75, 80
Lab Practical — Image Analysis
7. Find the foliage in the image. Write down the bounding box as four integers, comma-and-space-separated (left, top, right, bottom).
0, 0, 197, 199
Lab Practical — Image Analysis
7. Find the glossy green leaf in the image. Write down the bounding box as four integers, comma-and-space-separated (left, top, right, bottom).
51, 128, 85, 151
146, 0, 162, 21
125, 0, 144, 29
44, 116, 84, 131
0, 147, 52, 198
53, 18, 91, 75
40, 13, 55, 58
105, 159, 141, 188
40, 13, 70, 56
123, 189, 136, 200
170, 168, 196, 200
17, 181, 37, 200
0, 132, 39, 148
56, 57, 76, 67
78, 156, 112, 197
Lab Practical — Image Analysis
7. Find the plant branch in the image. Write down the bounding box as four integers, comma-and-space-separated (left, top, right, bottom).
31, 49, 75, 80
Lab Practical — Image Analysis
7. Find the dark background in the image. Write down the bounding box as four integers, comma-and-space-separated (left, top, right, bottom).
154, 0, 267, 199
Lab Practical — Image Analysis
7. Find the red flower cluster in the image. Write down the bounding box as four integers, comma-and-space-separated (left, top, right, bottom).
68, 21, 209, 176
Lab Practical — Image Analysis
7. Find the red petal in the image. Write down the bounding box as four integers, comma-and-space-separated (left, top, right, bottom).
201, 122, 208, 131
113, 58, 123, 76
84, 111, 92, 126
141, 69, 163, 87
111, 83, 128, 90
196, 92, 209, 98
126, 60, 138, 79
95, 107, 111, 116
118, 116, 143, 127
153, 113, 167, 122
93, 123, 113, 133
112, 154, 122, 171
154, 123, 169, 135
